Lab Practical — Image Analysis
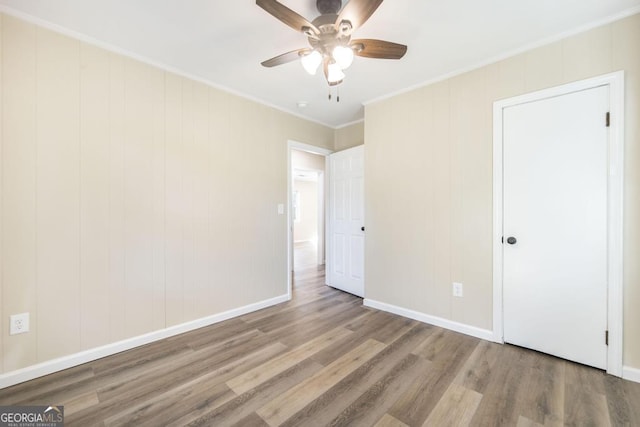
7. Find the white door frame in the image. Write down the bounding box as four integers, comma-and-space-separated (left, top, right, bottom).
316, 170, 325, 266
492, 71, 624, 376
287, 141, 332, 299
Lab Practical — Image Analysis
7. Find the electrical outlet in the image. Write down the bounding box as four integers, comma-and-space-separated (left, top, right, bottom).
452, 282, 464, 298
10, 313, 30, 335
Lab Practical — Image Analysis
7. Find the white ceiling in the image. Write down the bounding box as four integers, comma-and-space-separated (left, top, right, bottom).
1, 0, 639, 128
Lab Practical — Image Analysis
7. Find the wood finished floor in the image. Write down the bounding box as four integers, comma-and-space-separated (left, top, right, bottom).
1, 265, 640, 426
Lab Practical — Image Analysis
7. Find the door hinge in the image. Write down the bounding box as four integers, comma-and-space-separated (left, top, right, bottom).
605, 330, 609, 346
606, 112, 610, 127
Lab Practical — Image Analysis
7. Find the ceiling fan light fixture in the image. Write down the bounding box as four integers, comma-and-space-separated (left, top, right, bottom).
332, 45, 354, 69
301, 50, 322, 75
327, 61, 346, 83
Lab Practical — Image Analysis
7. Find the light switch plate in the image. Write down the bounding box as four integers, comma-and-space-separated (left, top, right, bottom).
277, 203, 284, 215
452, 282, 464, 298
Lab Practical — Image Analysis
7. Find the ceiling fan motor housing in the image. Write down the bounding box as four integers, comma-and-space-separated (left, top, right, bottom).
316, 0, 342, 15
308, 14, 350, 54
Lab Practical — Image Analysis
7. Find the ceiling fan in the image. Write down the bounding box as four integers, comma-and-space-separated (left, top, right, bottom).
257, 0, 407, 87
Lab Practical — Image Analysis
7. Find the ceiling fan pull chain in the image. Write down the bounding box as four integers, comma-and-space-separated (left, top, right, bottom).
337, 86, 340, 103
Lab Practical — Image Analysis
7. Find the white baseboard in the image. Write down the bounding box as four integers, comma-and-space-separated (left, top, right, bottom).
0, 294, 290, 389
623, 366, 640, 384
363, 299, 498, 343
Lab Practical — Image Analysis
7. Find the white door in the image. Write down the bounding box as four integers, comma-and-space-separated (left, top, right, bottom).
327, 145, 364, 297
503, 85, 609, 369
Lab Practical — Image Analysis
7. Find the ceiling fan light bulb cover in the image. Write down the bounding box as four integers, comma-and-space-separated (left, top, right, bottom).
333, 45, 354, 69
327, 61, 346, 83
301, 50, 322, 75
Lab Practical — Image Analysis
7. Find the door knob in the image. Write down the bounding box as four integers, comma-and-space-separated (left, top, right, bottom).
361, 226, 365, 231
506, 236, 517, 245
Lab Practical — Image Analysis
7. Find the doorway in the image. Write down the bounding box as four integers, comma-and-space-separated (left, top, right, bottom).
287, 142, 331, 297
492, 72, 624, 375
292, 168, 324, 271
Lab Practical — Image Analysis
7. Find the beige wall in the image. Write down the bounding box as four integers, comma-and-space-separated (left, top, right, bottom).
365, 13, 640, 369
293, 180, 318, 242
335, 121, 364, 151
0, 13, 334, 374
291, 150, 325, 265
291, 149, 326, 171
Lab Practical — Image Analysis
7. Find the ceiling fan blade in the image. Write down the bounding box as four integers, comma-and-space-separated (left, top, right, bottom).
256, 0, 319, 35
350, 39, 407, 59
335, 0, 384, 31
261, 48, 309, 67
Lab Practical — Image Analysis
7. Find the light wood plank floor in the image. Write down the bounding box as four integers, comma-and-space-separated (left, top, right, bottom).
1, 266, 639, 426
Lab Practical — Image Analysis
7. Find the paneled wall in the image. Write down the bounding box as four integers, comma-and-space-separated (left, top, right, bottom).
365, 13, 640, 368
293, 180, 319, 242
291, 149, 326, 171
334, 121, 364, 151
0, 13, 334, 374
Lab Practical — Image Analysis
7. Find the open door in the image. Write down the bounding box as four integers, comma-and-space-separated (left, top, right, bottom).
327, 145, 365, 297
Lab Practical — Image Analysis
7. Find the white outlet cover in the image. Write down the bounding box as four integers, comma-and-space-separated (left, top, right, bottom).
10, 312, 30, 335
452, 282, 464, 297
